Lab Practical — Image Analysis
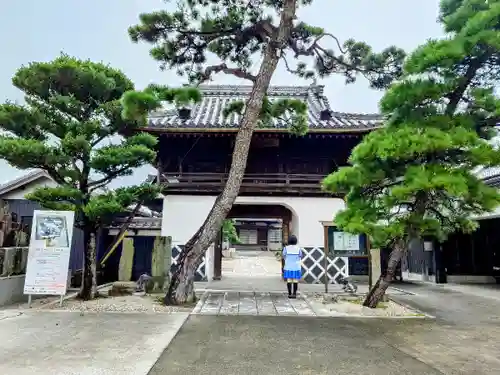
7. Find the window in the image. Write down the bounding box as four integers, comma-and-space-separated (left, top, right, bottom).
239, 229, 258, 245
268, 229, 282, 244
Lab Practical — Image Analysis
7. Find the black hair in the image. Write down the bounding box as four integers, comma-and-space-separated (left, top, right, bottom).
288, 235, 298, 245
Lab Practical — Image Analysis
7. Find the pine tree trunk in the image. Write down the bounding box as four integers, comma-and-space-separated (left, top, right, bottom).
363, 239, 406, 308
79, 226, 97, 300
164, 0, 298, 305
90, 232, 97, 297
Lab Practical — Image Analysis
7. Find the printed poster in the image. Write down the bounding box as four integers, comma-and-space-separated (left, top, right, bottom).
333, 232, 360, 252
23, 210, 75, 296
327, 226, 365, 257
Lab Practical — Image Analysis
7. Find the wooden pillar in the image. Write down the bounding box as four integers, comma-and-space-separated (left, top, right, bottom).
369, 248, 381, 290
164, 236, 172, 289
213, 228, 222, 280
282, 220, 289, 244
156, 140, 163, 184
433, 240, 447, 283
281, 221, 289, 280
323, 224, 329, 292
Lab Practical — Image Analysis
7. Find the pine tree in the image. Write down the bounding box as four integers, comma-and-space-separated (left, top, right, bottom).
0, 55, 193, 299
323, 0, 500, 307
123, 0, 406, 304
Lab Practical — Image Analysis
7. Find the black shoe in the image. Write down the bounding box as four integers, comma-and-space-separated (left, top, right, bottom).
290, 295, 297, 299
288, 294, 293, 298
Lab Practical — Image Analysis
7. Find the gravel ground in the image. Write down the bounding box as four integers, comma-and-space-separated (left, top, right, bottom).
42, 293, 195, 313
1, 294, 70, 311
306, 293, 424, 317
1, 292, 195, 313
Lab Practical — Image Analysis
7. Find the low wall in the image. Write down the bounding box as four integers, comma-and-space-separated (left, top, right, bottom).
0, 275, 25, 306
171, 245, 208, 281
301, 247, 348, 284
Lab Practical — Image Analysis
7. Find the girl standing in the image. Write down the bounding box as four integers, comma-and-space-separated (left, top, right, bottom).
282, 235, 302, 298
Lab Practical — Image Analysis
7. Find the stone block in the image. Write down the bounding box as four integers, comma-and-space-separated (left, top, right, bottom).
118, 238, 134, 281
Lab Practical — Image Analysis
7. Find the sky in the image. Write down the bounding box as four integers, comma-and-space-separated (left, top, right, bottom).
0, 0, 444, 187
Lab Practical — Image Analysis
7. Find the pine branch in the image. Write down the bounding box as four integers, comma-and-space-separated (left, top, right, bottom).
198, 63, 257, 83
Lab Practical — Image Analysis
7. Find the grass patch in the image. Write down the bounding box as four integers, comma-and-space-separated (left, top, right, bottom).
346, 297, 388, 309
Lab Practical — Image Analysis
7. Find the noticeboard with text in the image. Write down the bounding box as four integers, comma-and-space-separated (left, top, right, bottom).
23, 210, 75, 296
327, 226, 367, 257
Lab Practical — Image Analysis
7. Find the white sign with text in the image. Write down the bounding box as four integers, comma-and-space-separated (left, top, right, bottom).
333, 231, 360, 252
23, 210, 75, 296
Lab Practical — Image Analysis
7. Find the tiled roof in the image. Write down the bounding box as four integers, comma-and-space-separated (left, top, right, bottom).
0, 171, 160, 218
106, 217, 162, 230
479, 167, 500, 189
477, 167, 500, 180
146, 85, 383, 132
0, 169, 52, 197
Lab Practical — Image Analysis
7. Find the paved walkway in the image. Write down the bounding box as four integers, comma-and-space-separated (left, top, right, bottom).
149, 315, 442, 375
7, 249, 500, 374
151, 267, 500, 375
393, 282, 500, 325
195, 250, 409, 296
221, 250, 281, 277
0, 310, 189, 375
148, 282, 500, 375
386, 282, 500, 374
194, 291, 317, 316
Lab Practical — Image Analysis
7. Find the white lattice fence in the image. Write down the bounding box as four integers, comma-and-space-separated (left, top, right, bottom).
171, 245, 207, 281
301, 246, 348, 284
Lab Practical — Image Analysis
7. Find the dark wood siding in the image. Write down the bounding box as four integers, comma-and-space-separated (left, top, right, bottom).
6, 199, 40, 217
158, 134, 360, 176
442, 218, 499, 276
157, 133, 361, 195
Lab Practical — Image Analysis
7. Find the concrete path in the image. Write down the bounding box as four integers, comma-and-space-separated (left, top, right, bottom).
148, 315, 442, 375
0, 310, 189, 375
392, 281, 500, 325
148, 281, 500, 375
386, 282, 500, 374
221, 250, 281, 277
195, 250, 409, 296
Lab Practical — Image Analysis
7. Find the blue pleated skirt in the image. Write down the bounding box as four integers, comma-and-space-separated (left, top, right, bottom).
283, 270, 302, 279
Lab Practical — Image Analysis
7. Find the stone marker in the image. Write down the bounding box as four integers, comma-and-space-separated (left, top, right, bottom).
118, 237, 134, 281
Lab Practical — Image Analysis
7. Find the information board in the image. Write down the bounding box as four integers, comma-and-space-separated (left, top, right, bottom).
23, 210, 75, 296
333, 232, 360, 252
327, 226, 366, 257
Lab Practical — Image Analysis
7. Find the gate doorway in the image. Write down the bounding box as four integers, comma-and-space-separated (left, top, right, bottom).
213, 203, 297, 282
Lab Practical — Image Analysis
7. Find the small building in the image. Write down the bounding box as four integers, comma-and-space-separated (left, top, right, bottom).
404, 167, 500, 284
232, 218, 283, 251
0, 170, 161, 279
142, 85, 382, 283
0, 170, 85, 271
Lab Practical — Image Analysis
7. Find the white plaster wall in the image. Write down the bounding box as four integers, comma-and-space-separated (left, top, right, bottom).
2, 177, 58, 199
162, 195, 345, 247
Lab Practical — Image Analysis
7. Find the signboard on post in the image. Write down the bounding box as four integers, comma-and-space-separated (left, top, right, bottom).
326, 226, 366, 257
24, 210, 75, 304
